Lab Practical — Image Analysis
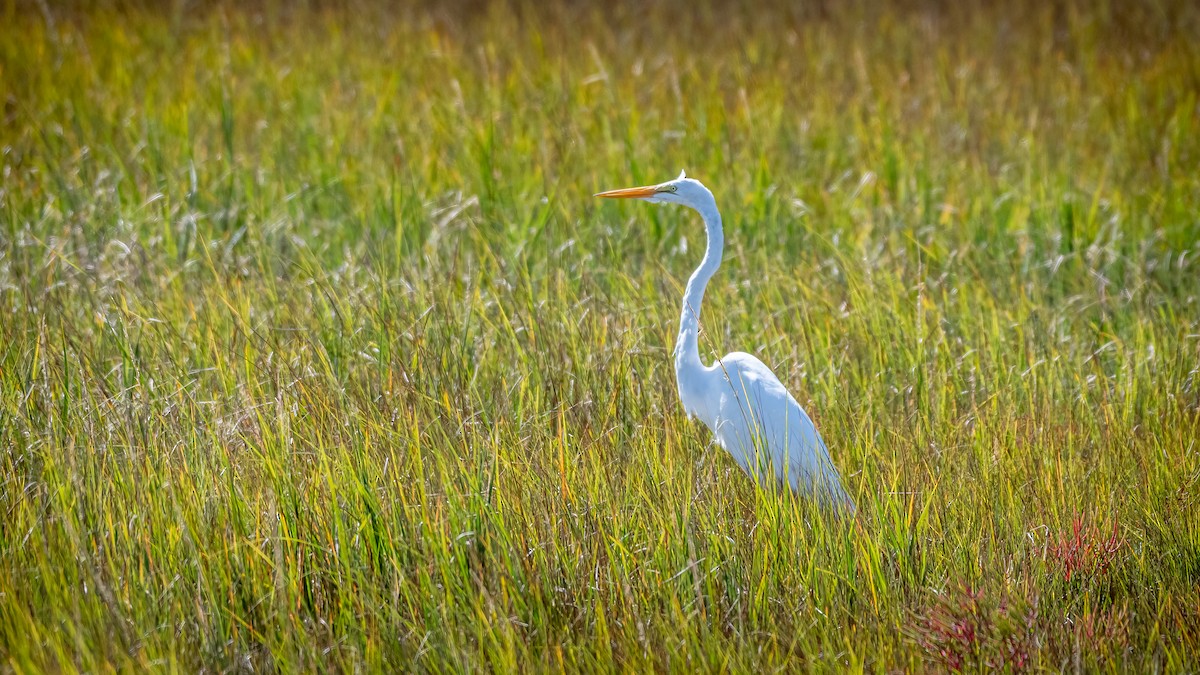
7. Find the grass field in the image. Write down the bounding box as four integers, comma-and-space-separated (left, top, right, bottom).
2, 0, 1199, 670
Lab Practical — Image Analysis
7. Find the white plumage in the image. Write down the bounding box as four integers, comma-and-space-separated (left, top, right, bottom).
597, 171, 853, 511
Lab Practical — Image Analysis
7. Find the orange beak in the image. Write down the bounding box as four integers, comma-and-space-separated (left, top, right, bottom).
594, 184, 659, 199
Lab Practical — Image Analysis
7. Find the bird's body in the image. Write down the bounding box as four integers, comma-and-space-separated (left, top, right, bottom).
597, 172, 853, 511
678, 350, 852, 506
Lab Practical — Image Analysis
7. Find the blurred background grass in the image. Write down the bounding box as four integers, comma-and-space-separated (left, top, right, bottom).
1, 0, 1198, 670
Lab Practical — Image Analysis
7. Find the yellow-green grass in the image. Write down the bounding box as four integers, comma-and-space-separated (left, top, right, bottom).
1, 0, 1198, 670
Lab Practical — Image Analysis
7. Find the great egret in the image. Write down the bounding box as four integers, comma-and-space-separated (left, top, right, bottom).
596, 171, 854, 511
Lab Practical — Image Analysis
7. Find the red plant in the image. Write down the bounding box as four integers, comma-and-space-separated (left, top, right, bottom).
1046, 514, 1125, 582
912, 585, 1039, 672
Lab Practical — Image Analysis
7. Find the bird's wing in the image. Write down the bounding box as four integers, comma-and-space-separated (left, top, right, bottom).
712, 352, 848, 500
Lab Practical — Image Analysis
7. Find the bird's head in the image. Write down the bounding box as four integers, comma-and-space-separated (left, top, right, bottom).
595, 170, 714, 211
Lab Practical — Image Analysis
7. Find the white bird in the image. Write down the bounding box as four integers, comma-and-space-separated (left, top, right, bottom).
596, 171, 854, 512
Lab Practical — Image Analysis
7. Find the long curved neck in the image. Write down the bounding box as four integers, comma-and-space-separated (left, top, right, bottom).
675, 200, 723, 374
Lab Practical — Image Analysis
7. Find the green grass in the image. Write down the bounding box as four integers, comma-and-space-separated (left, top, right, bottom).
2, 0, 1199, 670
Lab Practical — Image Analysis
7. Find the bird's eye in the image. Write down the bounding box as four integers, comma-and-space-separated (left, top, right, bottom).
670, 185, 678, 192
